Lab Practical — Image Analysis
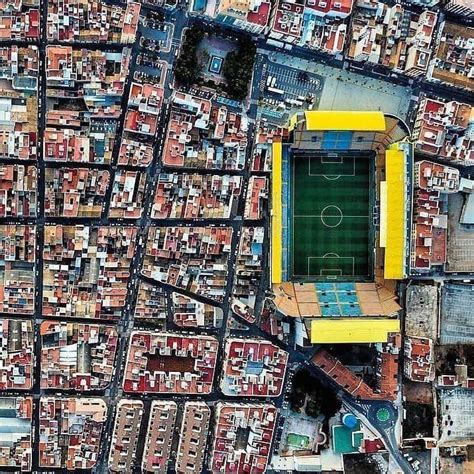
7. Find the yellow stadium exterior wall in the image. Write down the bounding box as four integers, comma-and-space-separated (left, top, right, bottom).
271, 141, 282, 284
383, 147, 406, 279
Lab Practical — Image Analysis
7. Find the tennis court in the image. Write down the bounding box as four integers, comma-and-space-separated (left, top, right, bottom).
290, 153, 372, 280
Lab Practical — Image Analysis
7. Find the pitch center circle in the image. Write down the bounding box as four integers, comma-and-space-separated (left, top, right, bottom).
321, 205, 343, 228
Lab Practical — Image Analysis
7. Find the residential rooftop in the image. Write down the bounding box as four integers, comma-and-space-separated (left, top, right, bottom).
0, 46, 38, 161
162, 92, 247, 169
152, 173, 242, 219
348, 6, 437, 77
108, 399, 143, 473
0, 397, 32, 472
312, 336, 400, 401
118, 138, 154, 167
269, 0, 353, 51
175, 402, 210, 474
142, 401, 177, 474
413, 97, 473, 166
214, 0, 272, 33
244, 177, 268, 220
0, 319, 33, 390
210, 402, 277, 473
108, 170, 146, 219
404, 336, 435, 383
232, 226, 265, 320
40, 321, 118, 391
47, 0, 140, 43
44, 168, 109, 217
123, 331, 219, 394
220, 338, 288, 397
134, 281, 167, 324
172, 292, 223, 328
44, 118, 118, 164
0, 164, 37, 217
0, 225, 35, 315
142, 226, 232, 302
42, 225, 137, 319
0, 4, 39, 41
39, 397, 107, 469
427, 21, 474, 92
45, 46, 131, 117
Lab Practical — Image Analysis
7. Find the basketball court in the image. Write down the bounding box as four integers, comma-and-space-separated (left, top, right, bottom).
290, 153, 373, 280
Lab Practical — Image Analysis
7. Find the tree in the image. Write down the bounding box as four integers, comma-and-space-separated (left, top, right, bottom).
289, 369, 341, 419
174, 26, 205, 88
223, 38, 256, 101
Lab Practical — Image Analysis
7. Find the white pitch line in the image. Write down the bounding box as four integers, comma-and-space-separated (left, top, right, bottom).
307, 255, 356, 277
308, 155, 356, 177
292, 156, 295, 276
293, 215, 369, 218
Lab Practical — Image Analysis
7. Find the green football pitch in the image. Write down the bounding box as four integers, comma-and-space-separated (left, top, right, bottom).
290, 153, 372, 280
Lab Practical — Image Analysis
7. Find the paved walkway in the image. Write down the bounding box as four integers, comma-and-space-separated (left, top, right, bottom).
266, 52, 412, 119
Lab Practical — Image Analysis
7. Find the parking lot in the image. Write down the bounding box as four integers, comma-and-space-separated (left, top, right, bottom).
256, 57, 325, 124
134, 62, 167, 86
264, 62, 323, 99
134, 17, 173, 86
139, 21, 174, 53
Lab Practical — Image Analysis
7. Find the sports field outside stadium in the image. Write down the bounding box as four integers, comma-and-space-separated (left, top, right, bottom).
290, 153, 373, 280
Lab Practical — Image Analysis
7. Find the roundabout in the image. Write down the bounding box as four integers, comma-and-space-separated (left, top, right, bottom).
376, 407, 390, 423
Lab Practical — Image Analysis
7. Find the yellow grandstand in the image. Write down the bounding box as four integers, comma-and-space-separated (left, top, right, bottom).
311, 318, 401, 344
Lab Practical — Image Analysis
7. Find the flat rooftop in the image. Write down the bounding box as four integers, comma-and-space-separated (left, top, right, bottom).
440, 283, 474, 345
439, 388, 474, 445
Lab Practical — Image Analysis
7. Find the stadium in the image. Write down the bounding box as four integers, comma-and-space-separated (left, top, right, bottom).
270, 111, 412, 343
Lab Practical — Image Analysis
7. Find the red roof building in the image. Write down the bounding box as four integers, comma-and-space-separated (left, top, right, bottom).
210, 403, 277, 474
221, 338, 288, 397
123, 332, 219, 394
404, 336, 435, 383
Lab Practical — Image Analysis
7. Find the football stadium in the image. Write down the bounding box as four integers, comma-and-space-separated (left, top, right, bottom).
271, 111, 412, 343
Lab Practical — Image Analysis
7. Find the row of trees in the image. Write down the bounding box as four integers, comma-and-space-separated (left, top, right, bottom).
222, 37, 256, 101
174, 26, 205, 87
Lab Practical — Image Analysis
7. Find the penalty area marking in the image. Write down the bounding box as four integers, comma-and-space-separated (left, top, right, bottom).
307, 255, 355, 277
308, 155, 356, 177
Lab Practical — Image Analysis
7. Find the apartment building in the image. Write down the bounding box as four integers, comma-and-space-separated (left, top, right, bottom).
175, 402, 210, 474
123, 332, 219, 394
108, 400, 144, 473
142, 401, 177, 473
412, 97, 473, 166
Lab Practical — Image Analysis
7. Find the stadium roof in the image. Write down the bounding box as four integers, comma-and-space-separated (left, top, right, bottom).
271, 140, 282, 284
382, 144, 407, 279
303, 111, 386, 131
310, 318, 400, 343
